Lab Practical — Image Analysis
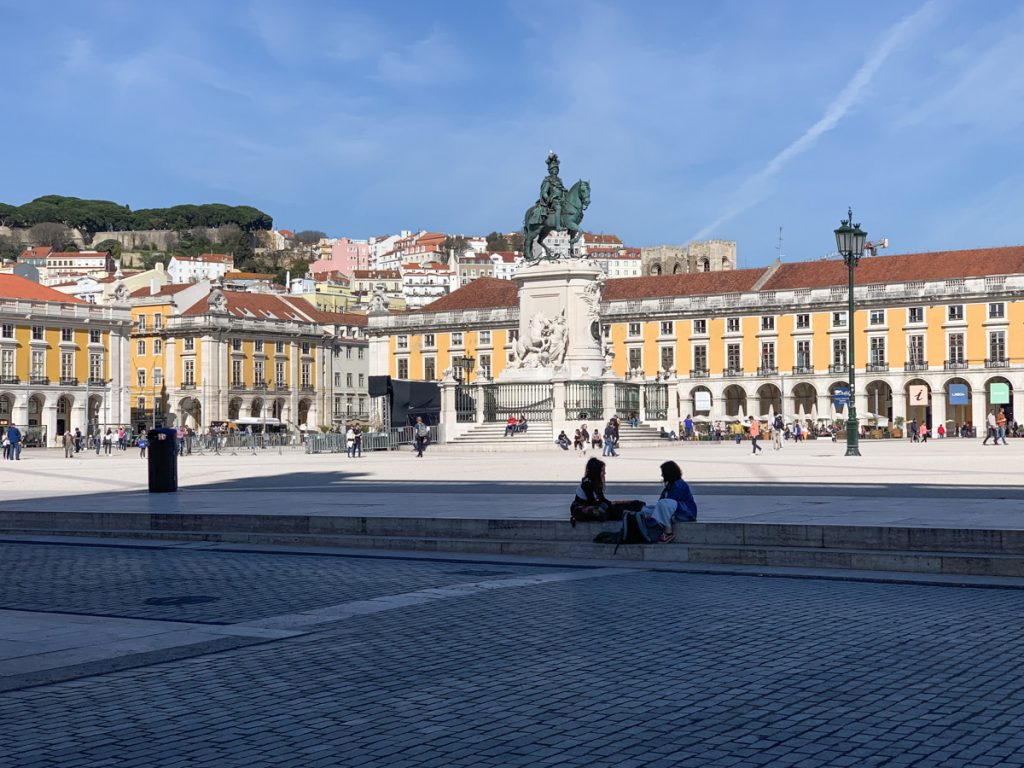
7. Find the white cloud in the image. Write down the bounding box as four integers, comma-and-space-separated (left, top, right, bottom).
691, 1, 941, 241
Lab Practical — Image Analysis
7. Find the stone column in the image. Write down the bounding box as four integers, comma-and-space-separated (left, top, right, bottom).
665, 373, 680, 428
930, 389, 946, 434
551, 374, 567, 434
602, 373, 616, 421
891, 390, 906, 426
473, 378, 487, 424
43, 401, 58, 445
72, 400, 87, 435
972, 394, 988, 438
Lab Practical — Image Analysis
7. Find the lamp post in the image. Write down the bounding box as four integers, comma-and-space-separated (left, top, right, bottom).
834, 207, 867, 456
453, 355, 475, 384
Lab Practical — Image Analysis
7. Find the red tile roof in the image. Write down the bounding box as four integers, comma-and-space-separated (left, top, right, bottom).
414, 245, 1024, 312
315, 311, 368, 327
353, 269, 400, 280
182, 291, 321, 322
0, 274, 85, 303
603, 268, 769, 301
584, 233, 623, 245
421, 278, 517, 311
18, 246, 53, 260
128, 283, 194, 299
761, 246, 1024, 290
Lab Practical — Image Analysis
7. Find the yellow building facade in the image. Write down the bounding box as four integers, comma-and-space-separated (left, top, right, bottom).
129, 282, 368, 431
368, 246, 1024, 432
0, 274, 131, 444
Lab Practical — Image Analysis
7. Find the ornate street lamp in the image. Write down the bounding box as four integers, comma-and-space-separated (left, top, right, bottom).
834, 208, 867, 456
453, 355, 475, 383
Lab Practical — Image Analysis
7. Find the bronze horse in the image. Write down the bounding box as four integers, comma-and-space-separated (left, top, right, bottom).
522, 179, 591, 262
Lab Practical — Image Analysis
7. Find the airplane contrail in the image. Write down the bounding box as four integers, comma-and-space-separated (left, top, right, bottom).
691, 1, 939, 242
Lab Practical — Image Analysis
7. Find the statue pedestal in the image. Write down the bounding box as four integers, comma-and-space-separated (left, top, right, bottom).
500, 260, 605, 382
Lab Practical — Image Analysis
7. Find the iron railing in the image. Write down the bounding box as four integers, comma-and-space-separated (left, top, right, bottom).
564, 381, 603, 420
985, 358, 1009, 368
688, 368, 709, 378
455, 384, 477, 423
944, 360, 968, 371
614, 383, 640, 418
829, 362, 848, 374
757, 365, 778, 377
866, 362, 889, 372
904, 361, 928, 371
482, 383, 553, 422
643, 383, 668, 420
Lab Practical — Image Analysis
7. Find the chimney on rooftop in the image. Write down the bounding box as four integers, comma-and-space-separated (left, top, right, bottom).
150, 280, 159, 295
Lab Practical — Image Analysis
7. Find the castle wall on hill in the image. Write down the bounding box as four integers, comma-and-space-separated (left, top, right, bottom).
640, 239, 736, 276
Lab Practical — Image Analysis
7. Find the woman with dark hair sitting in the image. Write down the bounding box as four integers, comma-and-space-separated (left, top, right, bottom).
639, 460, 698, 543
570, 457, 642, 527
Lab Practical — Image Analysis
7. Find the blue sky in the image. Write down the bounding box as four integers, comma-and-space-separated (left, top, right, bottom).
2, 0, 1023, 267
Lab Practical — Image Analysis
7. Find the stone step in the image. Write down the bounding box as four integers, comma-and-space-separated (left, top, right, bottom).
3, 512, 1024, 578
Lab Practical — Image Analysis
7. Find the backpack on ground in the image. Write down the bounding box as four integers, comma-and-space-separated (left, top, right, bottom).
593, 510, 665, 554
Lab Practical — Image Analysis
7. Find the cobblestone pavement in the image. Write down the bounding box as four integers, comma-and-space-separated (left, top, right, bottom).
4, 540, 1024, 767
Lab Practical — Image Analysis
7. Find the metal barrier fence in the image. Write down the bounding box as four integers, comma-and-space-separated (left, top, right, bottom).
643, 383, 669, 420
455, 385, 477, 423
614, 383, 640, 418
564, 381, 603, 420
305, 425, 444, 453
483, 383, 553, 422
187, 432, 305, 455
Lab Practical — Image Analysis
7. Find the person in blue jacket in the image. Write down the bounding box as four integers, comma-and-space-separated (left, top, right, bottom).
6, 423, 22, 460
641, 460, 697, 542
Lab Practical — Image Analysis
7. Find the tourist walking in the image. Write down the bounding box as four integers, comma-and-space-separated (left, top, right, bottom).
602, 421, 618, 457
773, 414, 784, 450
413, 417, 430, 457
997, 409, 1009, 445
982, 410, 998, 445
103, 428, 113, 455
346, 425, 356, 458
63, 430, 75, 458
353, 424, 363, 457
749, 417, 763, 454
138, 434, 148, 458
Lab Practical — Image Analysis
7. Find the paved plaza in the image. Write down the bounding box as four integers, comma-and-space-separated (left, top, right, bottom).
3, 537, 1024, 767
3, 439, 1024, 766
0, 438, 1021, 528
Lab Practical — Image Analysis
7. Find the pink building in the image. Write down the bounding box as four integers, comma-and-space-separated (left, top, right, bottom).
309, 237, 369, 278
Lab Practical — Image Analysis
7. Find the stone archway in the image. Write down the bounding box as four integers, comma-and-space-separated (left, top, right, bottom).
251, 398, 264, 418
828, 381, 850, 420
179, 397, 202, 429
297, 399, 312, 428
0, 393, 14, 425
56, 395, 73, 436
983, 376, 1014, 426
271, 398, 285, 421
87, 395, 102, 433
689, 386, 712, 417
650, 264, 662, 276
944, 376, 973, 432
671, 262, 683, 274
904, 378, 931, 428
864, 380, 893, 424
791, 383, 817, 420
723, 385, 747, 419
756, 383, 782, 419
228, 398, 242, 420
27, 394, 44, 427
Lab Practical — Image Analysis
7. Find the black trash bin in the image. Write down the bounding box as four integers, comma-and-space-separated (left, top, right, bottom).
147, 428, 178, 493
